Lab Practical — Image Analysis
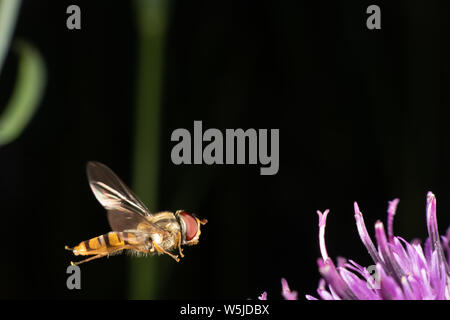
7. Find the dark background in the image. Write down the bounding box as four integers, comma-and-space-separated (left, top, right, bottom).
0, 0, 449, 299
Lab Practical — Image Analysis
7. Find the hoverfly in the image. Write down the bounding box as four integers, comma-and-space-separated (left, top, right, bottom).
65, 161, 207, 266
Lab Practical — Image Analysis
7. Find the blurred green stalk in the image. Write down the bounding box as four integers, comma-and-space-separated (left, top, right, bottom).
0, 0, 46, 145
0, 41, 46, 145
129, 0, 170, 300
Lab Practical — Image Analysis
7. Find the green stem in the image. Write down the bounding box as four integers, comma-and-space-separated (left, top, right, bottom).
0, 0, 21, 74
128, 0, 170, 300
0, 40, 46, 145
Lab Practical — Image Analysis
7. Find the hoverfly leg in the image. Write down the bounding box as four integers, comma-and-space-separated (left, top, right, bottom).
70, 254, 108, 266
69, 247, 126, 265
176, 231, 184, 258
153, 242, 180, 262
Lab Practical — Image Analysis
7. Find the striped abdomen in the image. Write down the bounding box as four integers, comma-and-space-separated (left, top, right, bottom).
72, 231, 144, 256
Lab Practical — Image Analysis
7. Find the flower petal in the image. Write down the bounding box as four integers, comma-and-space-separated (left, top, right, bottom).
387, 198, 399, 242
318, 258, 358, 300
281, 278, 298, 300
317, 209, 330, 261
354, 202, 383, 265
426, 192, 449, 276
374, 221, 404, 284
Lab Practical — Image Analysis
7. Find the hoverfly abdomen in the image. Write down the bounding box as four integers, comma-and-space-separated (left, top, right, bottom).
121, 231, 145, 246
72, 232, 134, 256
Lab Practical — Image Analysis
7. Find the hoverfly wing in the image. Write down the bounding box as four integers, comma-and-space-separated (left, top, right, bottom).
87, 161, 150, 217
119, 230, 152, 247
107, 209, 152, 232
87, 162, 168, 235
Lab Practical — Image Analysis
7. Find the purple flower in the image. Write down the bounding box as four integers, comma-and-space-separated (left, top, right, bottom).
258, 278, 298, 300
306, 192, 450, 300
281, 278, 298, 300
258, 292, 267, 300
258, 192, 450, 300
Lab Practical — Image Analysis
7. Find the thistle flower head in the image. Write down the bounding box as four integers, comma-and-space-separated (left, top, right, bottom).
259, 192, 450, 300
307, 192, 450, 300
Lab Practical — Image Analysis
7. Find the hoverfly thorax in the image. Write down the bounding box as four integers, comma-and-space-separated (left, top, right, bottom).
176, 210, 208, 245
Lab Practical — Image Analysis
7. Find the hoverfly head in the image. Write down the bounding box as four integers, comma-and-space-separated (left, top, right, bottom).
176, 210, 207, 245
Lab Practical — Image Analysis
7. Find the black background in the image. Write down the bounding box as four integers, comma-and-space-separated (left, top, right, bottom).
0, 0, 449, 299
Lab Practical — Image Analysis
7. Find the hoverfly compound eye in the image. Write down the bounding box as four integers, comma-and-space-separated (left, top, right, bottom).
179, 211, 198, 241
